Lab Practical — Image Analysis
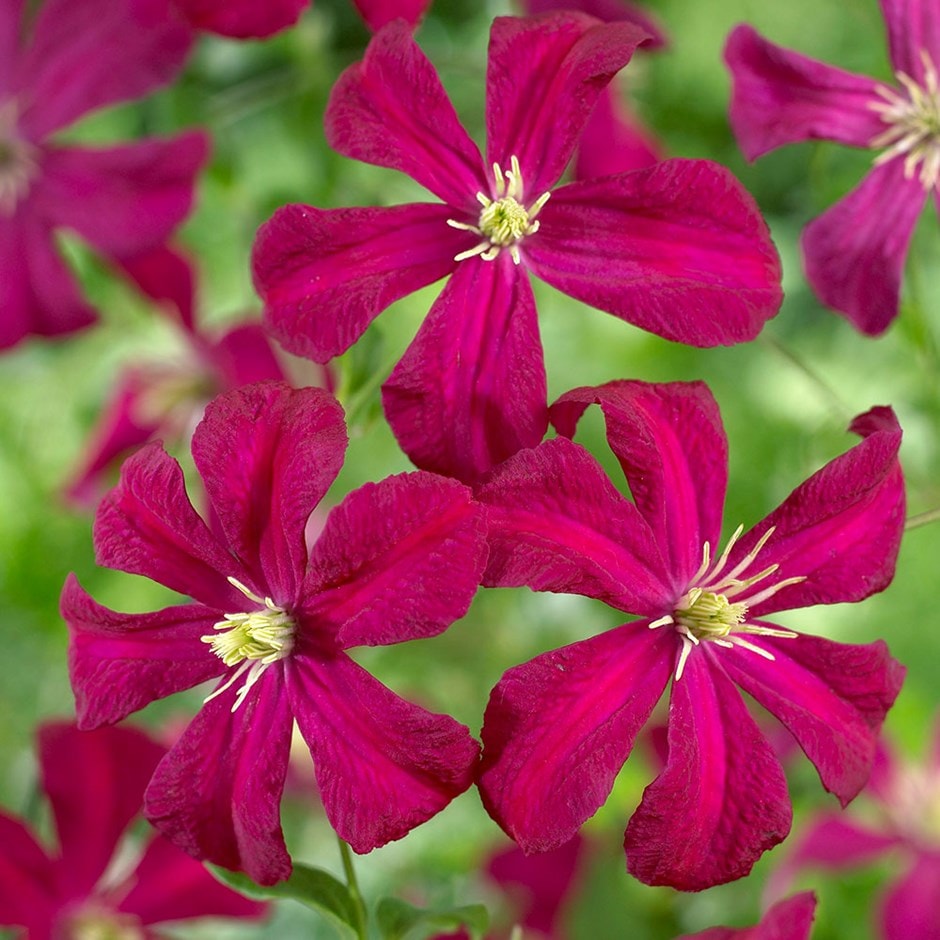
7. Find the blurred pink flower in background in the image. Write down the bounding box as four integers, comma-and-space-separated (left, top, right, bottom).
0, 721, 266, 939
477, 381, 905, 890
679, 892, 817, 940
0, 0, 207, 349
725, 2, 940, 334
768, 715, 940, 940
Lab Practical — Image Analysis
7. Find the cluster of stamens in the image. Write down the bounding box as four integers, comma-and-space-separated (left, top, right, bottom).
869, 49, 940, 190
65, 907, 144, 940
649, 525, 805, 680
0, 100, 38, 215
201, 577, 296, 712
447, 155, 550, 265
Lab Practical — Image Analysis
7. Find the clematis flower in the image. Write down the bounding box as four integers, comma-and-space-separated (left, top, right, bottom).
725, 6, 940, 334
0, 0, 208, 350
520, 0, 666, 178
0, 721, 265, 939
61, 381, 488, 885
64, 247, 331, 507
768, 714, 940, 940
476, 380, 905, 891
253, 13, 782, 485
171, 0, 430, 38
679, 892, 817, 940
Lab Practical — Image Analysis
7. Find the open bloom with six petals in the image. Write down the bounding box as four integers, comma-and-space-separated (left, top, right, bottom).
476, 380, 905, 890
0, 721, 265, 939
725, 2, 940, 334
61, 381, 488, 886
253, 12, 783, 485
0, 0, 208, 349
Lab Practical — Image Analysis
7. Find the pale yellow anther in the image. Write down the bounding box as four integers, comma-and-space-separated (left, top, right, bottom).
201, 577, 295, 712
869, 48, 940, 190
447, 155, 551, 265
0, 99, 38, 215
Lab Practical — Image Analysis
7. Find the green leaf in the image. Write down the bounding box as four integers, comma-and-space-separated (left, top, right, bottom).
374, 897, 489, 940
208, 863, 359, 938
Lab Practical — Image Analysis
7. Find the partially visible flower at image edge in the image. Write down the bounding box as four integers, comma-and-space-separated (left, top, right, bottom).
0, 0, 208, 350
0, 721, 266, 938
679, 891, 817, 940
253, 12, 782, 485
476, 380, 905, 890
61, 381, 488, 886
725, 2, 940, 334
767, 712, 940, 940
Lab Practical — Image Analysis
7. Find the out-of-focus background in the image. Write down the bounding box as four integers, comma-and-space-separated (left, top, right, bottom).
2, 0, 938, 936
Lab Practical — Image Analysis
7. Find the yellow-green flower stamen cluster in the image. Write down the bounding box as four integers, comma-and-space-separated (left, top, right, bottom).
447, 155, 551, 265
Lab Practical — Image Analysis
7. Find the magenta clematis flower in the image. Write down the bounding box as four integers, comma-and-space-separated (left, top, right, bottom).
64, 247, 328, 506
171, 0, 429, 38
678, 892, 817, 940
0, 721, 265, 939
253, 13, 783, 485
768, 715, 940, 940
521, 0, 666, 178
0, 0, 208, 350
61, 381, 488, 885
725, 5, 940, 334
476, 380, 905, 891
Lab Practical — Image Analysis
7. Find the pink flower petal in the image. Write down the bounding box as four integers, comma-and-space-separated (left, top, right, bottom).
174, 0, 307, 38
93, 443, 246, 610
624, 649, 792, 890
766, 814, 899, 903
303, 471, 486, 648
731, 406, 903, 616
485, 13, 650, 195
724, 25, 884, 160
0, 1, 24, 91
479, 625, 673, 852
477, 437, 670, 616
205, 323, 286, 387
35, 135, 208, 256
574, 86, 662, 180
15, 0, 192, 139
120, 833, 267, 924
881, 853, 940, 940
253, 202, 465, 361
112, 245, 196, 330
521, 0, 667, 48
880, 0, 940, 77
0, 213, 96, 349
350, 0, 430, 32
0, 812, 56, 934
325, 21, 485, 207
145, 671, 293, 886
191, 384, 347, 603
288, 653, 479, 853
64, 368, 172, 507
62, 575, 224, 729
723, 632, 905, 806
678, 891, 817, 940
551, 381, 727, 590
382, 260, 548, 484
525, 161, 782, 346
802, 160, 926, 334
39, 723, 165, 896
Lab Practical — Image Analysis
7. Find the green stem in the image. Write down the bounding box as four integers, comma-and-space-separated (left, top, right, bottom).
905, 506, 940, 530
337, 835, 368, 940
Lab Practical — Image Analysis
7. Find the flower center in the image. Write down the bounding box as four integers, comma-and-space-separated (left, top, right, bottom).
0, 99, 38, 215
201, 577, 295, 712
63, 908, 144, 940
447, 155, 551, 265
649, 525, 805, 680
885, 763, 940, 846
870, 48, 940, 189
